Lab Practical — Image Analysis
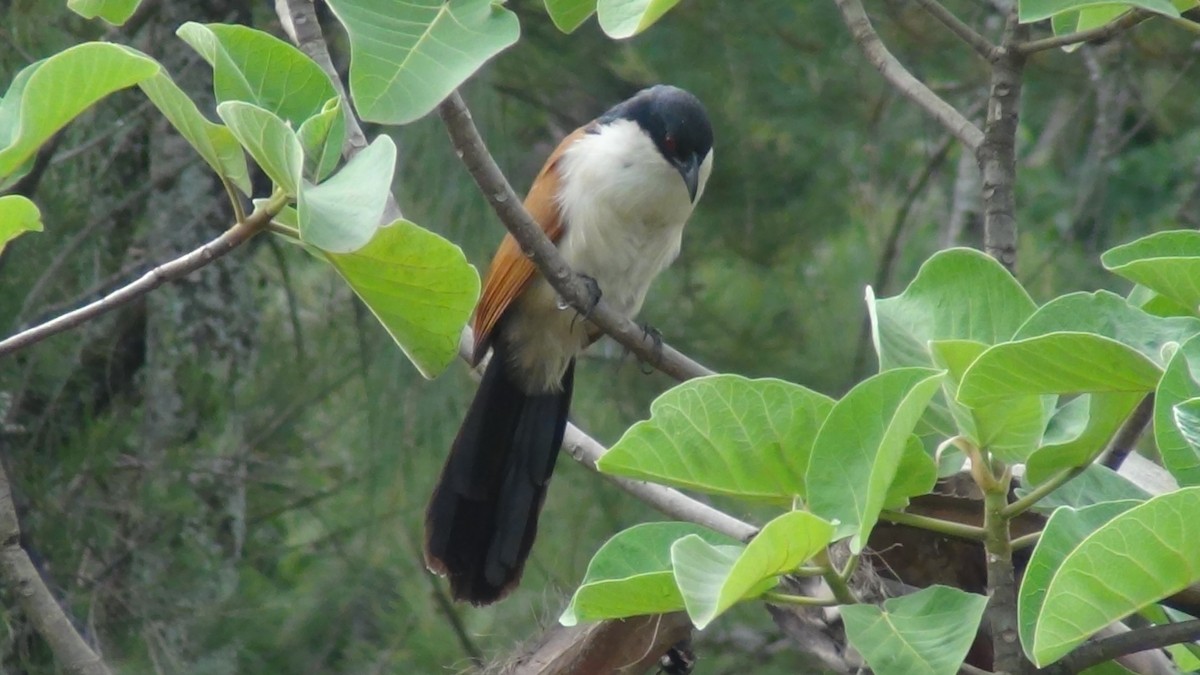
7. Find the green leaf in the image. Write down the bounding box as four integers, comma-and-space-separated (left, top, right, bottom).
298, 134, 395, 253
596, 0, 683, 38
1103, 230, 1200, 314
0, 43, 158, 180
324, 219, 479, 378
177, 22, 336, 127
958, 333, 1161, 406
807, 368, 944, 551
842, 585, 989, 675
216, 101, 303, 196
1014, 464, 1149, 514
1172, 398, 1200, 482
1019, 500, 1141, 664
560, 522, 736, 626
296, 97, 346, 183
597, 376, 833, 499
137, 65, 252, 195
325, 0, 520, 124
883, 435, 938, 509
931, 339, 1045, 463
1155, 335, 1200, 486
1019, 0, 1180, 22
67, 0, 143, 25
1028, 488, 1200, 666
545, 0, 597, 32
670, 511, 833, 629
0, 195, 42, 254
869, 248, 1035, 436
1013, 290, 1200, 366
1025, 392, 1143, 484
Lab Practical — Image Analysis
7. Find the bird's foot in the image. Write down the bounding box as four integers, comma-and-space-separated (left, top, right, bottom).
636, 322, 664, 374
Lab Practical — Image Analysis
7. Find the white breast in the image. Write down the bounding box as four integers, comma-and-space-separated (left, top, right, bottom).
501, 120, 713, 392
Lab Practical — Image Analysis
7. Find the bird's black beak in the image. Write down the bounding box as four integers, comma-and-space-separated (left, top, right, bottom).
677, 154, 701, 203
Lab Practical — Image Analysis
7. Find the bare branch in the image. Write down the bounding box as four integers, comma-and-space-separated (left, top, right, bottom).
911, 0, 998, 60
1053, 619, 1200, 674
833, 0, 985, 151
1017, 10, 1150, 55
0, 462, 113, 675
0, 201, 281, 359
978, 9, 1028, 273
437, 91, 716, 382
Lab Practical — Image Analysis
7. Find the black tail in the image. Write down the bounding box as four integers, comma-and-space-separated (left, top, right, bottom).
424, 342, 574, 605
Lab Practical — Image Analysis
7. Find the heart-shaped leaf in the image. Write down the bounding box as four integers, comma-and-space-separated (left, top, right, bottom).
842, 585, 989, 675
0, 195, 42, 254
298, 134, 396, 253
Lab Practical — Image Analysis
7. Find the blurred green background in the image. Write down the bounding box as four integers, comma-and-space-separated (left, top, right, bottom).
1, 0, 1198, 672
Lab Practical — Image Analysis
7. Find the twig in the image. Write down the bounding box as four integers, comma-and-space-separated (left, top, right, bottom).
1052, 619, 1200, 674
1102, 393, 1155, 471
911, 0, 998, 60
0, 462, 113, 675
880, 509, 987, 540
1017, 10, 1150, 55
763, 591, 839, 607
0, 198, 283, 358
436, 91, 716, 382
1010, 531, 1040, 550
832, 0, 985, 151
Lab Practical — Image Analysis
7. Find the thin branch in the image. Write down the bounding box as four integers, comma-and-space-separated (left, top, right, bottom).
1010, 531, 1040, 550
1003, 466, 1083, 518
1103, 393, 1155, 471
982, 475, 1025, 674
0, 462, 113, 675
763, 591, 839, 607
437, 91, 716, 382
0, 198, 283, 359
1017, 10, 1150, 55
1053, 619, 1200, 674
911, 0, 999, 60
880, 509, 987, 540
833, 0, 985, 150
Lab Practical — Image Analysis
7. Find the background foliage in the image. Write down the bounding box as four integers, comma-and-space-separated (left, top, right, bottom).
2, 0, 1199, 672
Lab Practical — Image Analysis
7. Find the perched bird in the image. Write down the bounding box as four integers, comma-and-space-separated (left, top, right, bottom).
425, 85, 714, 605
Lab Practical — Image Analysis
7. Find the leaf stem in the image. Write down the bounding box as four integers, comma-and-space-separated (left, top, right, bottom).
1002, 466, 1082, 518
762, 591, 839, 607
880, 509, 987, 540
815, 550, 858, 605
1011, 531, 1041, 551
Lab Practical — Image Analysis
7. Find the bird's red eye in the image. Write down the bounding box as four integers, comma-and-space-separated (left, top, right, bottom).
663, 134, 677, 154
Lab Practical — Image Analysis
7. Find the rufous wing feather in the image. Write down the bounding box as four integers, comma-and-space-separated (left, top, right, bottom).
471, 126, 590, 363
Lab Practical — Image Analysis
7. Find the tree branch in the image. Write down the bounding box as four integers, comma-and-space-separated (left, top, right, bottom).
1102, 393, 1155, 471
0, 461, 113, 675
1017, 10, 1150, 55
1053, 619, 1200, 674
978, 8, 1028, 273
911, 0, 999, 60
436, 91, 716, 382
833, 0, 985, 151
0, 199, 283, 359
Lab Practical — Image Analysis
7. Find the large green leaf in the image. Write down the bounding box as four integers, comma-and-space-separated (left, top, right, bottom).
1015, 464, 1149, 513
1013, 290, 1200, 366
68, 0, 143, 25
137, 65, 252, 195
324, 220, 479, 378
883, 435, 938, 510
325, 0, 520, 124
958, 333, 1161, 406
1024, 391, 1143, 484
177, 22, 336, 127
0, 43, 158, 181
216, 101, 303, 196
842, 585, 988, 675
297, 135, 395, 254
597, 0, 683, 38
0, 195, 42, 254
545, 0, 597, 32
296, 97, 345, 183
1028, 488, 1200, 666
869, 248, 1035, 436
670, 511, 833, 629
597, 376, 833, 499
560, 522, 735, 626
930, 339, 1045, 463
1019, 0, 1179, 22
1103, 231, 1200, 318
1019, 501, 1140, 663
1155, 335, 1200, 486
807, 368, 944, 551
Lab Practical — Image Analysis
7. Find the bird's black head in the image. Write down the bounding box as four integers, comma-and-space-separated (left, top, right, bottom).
600, 85, 713, 201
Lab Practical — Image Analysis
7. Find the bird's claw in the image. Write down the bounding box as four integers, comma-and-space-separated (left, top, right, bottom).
636, 322, 663, 375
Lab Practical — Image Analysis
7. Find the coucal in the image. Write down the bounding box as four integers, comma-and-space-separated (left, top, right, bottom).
425, 85, 714, 605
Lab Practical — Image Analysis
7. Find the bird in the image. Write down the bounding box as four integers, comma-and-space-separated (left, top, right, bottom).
424, 84, 714, 605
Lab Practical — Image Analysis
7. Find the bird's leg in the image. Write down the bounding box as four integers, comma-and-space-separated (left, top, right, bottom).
636, 322, 664, 374
566, 274, 603, 331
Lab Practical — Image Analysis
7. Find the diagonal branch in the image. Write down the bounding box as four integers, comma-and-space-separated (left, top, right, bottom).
1052, 619, 1200, 674
1017, 9, 1151, 55
911, 0, 998, 60
0, 462, 112, 675
833, 0, 985, 150
0, 200, 282, 359
437, 91, 715, 382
